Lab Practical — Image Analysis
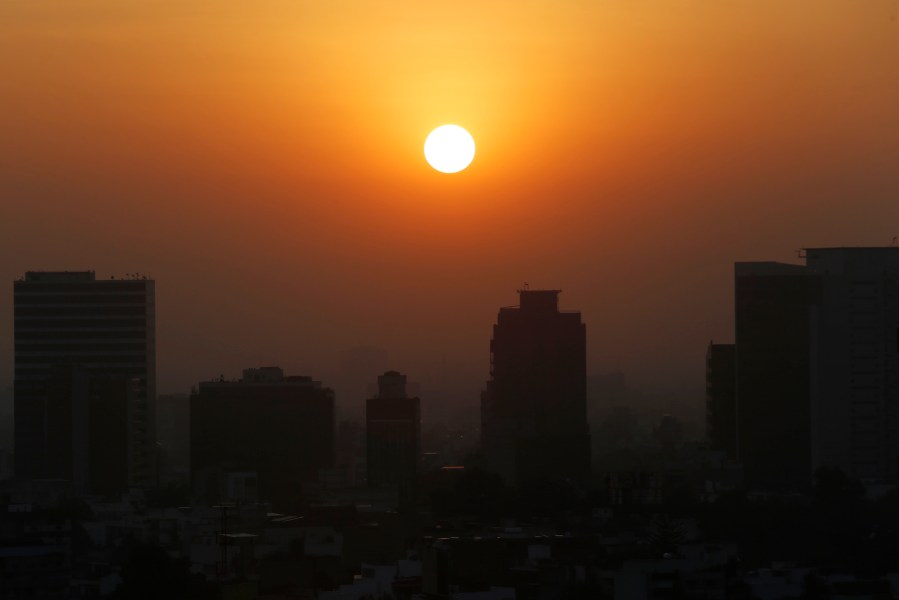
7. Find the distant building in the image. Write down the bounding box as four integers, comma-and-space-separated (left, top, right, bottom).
481, 290, 590, 485
734, 247, 899, 490
705, 343, 736, 460
336, 346, 390, 419
190, 367, 335, 510
366, 371, 420, 500
13, 270, 156, 491
156, 393, 190, 485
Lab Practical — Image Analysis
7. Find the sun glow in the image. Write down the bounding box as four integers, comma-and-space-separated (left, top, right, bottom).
424, 125, 476, 173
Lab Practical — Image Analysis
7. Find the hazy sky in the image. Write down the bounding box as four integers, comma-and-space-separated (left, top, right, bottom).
1, 1, 898, 405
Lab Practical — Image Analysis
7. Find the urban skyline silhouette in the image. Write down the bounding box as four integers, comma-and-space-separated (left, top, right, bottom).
2, 1, 898, 597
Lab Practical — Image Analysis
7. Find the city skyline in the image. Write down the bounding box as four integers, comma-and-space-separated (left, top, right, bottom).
5, 256, 899, 596
2, 1, 898, 403
4, 2, 899, 597
2, 247, 897, 407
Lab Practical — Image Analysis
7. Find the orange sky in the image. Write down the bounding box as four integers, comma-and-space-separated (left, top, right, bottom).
1, 1, 898, 414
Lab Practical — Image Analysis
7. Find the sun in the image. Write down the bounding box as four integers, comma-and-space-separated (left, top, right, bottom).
424, 125, 475, 173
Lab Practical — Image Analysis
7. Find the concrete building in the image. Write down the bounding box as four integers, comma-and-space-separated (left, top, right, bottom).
366, 371, 420, 500
734, 247, 899, 490
480, 290, 590, 485
190, 367, 335, 511
13, 270, 156, 490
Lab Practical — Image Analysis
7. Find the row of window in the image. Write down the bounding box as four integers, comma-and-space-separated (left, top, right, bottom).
14, 282, 150, 293
15, 343, 148, 353
15, 306, 147, 317
14, 293, 148, 305
16, 361, 148, 372
16, 356, 147, 370
15, 330, 147, 340
14, 319, 147, 328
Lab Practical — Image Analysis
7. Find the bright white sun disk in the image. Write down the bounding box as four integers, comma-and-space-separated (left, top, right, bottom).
424, 125, 475, 173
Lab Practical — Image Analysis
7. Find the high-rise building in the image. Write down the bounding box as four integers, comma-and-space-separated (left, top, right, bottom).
190, 367, 335, 510
734, 248, 899, 490
366, 371, 420, 499
705, 342, 736, 460
805, 248, 899, 484
735, 261, 819, 491
14, 271, 156, 490
12, 366, 133, 495
481, 289, 590, 485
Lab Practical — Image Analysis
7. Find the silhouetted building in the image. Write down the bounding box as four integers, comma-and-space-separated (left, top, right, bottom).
10, 366, 133, 496
735, 262, 818, 491
13, 270, 156, 490
366, 371, 420, 500
156, 393, 190, 484
735, 247, 899, 491
706, 342, 736, 460
190, 367, 335, 510
805, 248, 899, 484
0, 386, 12, 454
653, 414, 684, 452
481, 289, 590, 485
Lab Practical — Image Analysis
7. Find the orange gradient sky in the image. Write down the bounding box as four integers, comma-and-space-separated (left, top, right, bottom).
1, 1, 898, 413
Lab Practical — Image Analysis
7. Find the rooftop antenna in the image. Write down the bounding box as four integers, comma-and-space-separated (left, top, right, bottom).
891, 236, 897, 247
522, 282, 529, 290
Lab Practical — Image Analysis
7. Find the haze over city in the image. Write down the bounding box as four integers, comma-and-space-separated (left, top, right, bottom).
3, 1, 898, 406
5, 2, 899, 599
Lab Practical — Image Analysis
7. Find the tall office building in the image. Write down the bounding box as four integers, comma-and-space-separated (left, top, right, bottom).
366, 371, 420, 498
734, 248, 899, 490
735, 262, 819, 491
805, 248, 899, 484
14, 271, 156, 490
705, 343, 736, 460
190, 367, 335, 510
480, 289, 590, 485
